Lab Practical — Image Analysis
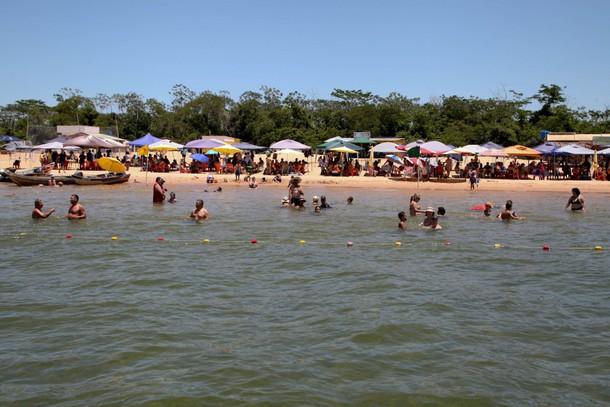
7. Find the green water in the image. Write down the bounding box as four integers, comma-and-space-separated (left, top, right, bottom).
1, 182, 609, 406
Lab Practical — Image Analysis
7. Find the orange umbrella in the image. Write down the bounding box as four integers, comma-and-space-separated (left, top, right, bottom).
503, 145, 541, 158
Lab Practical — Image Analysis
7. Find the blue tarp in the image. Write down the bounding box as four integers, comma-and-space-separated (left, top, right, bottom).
128, 133, 161, 147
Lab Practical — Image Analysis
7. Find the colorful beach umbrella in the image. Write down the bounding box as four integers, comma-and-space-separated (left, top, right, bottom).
479, 148, 508, 157
185, 139, 224, 149
148, 140, 184, 151
97, 157, 127, 173
554, 144, 594, 155
269, 139, 311, 150
206, 149, 219, 155
191, 153, 209, 163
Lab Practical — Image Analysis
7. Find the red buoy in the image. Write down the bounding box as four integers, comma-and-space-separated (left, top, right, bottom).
65, 234, 73, 239
250, 239, 257, 244
542, 244, 550, 251
157, 236, 165, 241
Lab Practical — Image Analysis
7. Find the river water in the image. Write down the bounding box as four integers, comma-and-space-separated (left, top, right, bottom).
1, 182, 609, 406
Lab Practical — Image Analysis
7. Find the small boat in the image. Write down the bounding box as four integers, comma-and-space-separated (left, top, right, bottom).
0, 168, 15, 182
8, 172, 76, 186
72, 172, 130, 185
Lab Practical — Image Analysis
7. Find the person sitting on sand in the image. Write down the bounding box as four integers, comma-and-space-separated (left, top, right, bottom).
190, 199, 209, 221
347, 196, 353, 205
497, 200, 525, 221
273, 174, 282, 183
32, 199, 55, 219
320, 195, 331, 209
421, 207, 442, 229
67, 194, 86, 220
398, 211, 407, 229
168, 192, 177, 203
566, 188, 584, 211
409, 194, 424, 216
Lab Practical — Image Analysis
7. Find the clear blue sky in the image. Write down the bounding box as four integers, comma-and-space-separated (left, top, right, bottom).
2, 0, 609, 109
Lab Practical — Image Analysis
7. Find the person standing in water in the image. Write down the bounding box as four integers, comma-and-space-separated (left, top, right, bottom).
398, 211, 407, 229
66, 194, 86, 220
566, 188, 584, 211
497, 200, 525, 221
190, 199, 209, 221
32, 199, 55, 219
153, 177, 166, 204
409, 194, 424, 216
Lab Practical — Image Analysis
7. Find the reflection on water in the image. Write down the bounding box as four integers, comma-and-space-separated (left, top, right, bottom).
1, 182, 609, 406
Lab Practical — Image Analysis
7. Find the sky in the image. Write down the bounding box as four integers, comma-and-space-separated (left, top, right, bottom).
1, 0, 609, 109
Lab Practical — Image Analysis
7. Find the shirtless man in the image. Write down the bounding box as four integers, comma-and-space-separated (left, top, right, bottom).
421, 207, 442, 229
32, 199, 55, 219
190, 199, 209, 221
398, 211, 407, 229
67, 194, 86, 220
497, 200, 525, 221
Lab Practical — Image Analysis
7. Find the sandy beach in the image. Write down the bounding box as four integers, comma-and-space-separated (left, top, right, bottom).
3, 152, 610, 194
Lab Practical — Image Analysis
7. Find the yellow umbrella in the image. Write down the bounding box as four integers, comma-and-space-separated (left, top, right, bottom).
148, 141, 183, 151
97, 157, 126, 173
137, 145, 149, 156
330, 146, 358, 154
214, 144, 242, 154
503, 145, 541, 158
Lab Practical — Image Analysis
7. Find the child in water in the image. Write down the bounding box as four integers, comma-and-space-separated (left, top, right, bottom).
398, 211, 407, 229
168, 192, 176, 203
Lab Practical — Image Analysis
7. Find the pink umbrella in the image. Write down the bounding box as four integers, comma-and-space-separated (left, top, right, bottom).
479, 148, 508, 157
64, 134, 123, 148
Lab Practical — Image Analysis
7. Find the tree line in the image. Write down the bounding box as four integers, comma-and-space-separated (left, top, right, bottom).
1, 84, 608, 147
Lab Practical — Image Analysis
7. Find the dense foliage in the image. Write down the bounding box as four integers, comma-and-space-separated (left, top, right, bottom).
1, 84, 608, 147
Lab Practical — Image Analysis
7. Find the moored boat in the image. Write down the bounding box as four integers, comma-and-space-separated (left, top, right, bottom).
8, 172, 76, 186
72, 172, 130, 185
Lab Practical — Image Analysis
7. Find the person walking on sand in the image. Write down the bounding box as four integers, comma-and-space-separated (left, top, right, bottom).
32, 199, 55, 219
153, 177, 166, 204
66, 194, 86, 220
190, 199, 209, 221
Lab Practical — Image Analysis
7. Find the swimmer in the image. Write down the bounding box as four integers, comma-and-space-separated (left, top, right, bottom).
421, 207, 442, 229
566, 188, 584, 211
206, 173, 215, 184
215, 186, 222, 192
281, 196, 289, 207
409, 194, 424, 216
398, 211, 407, 229
153, 177, 166, 203
314, 205, 321, 213
32, 199, 55, 219
347, 196, 354, 205
66, 194, 86, 220
168, 192, 177, 203
48, 175, 56, 187
483, 202, 493, 217
312, 195, 320, 206
437, 207, 446, 216
190, 199, 209, 221
320, 196, 331, 209
497, 200, 525, 221
248, 176, 258, 189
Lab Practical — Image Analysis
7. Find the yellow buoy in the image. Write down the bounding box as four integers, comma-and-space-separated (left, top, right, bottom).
394, 241, 402, 247
299, 240, 306, 244
111, 236, 118, 240
494, 243, 503, 249
202, 239, 210, 244
594, 245, 603, 251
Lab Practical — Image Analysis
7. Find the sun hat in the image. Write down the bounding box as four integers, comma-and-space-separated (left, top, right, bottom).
425, 207, 434, 213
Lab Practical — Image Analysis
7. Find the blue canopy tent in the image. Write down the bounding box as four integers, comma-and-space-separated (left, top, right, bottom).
128, 133, 161, 147
533, 142, 558, 155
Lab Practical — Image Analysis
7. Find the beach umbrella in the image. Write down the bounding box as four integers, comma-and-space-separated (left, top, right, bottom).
128, 133, 161, 147
232, 142, 266, 150
185, 139, 224, 149
213, 144, 242, 154
64, 134, 121, 148
482, 141, 504, 149
385, 154, 404, 165
554, 144, 594, 155
418, 141, 452, 156
97, 157, 127, 173
137, 145, 149, 156
269, 139, 311, 150
191, 153, 209, 163
206, 149, 220, 155
330, 146, 358, 154
0, 135, 21, 142
533, 142, 558, 154
401, 139, 425, 149
480, 148, 508, 157
32, 141, 80, 151
148, 140, 184, 151
451, 144, 487, 155
504, 145, 541, 157
275, 148, 305, 156
372, 142, 401, 153
598, 147, 610, 155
